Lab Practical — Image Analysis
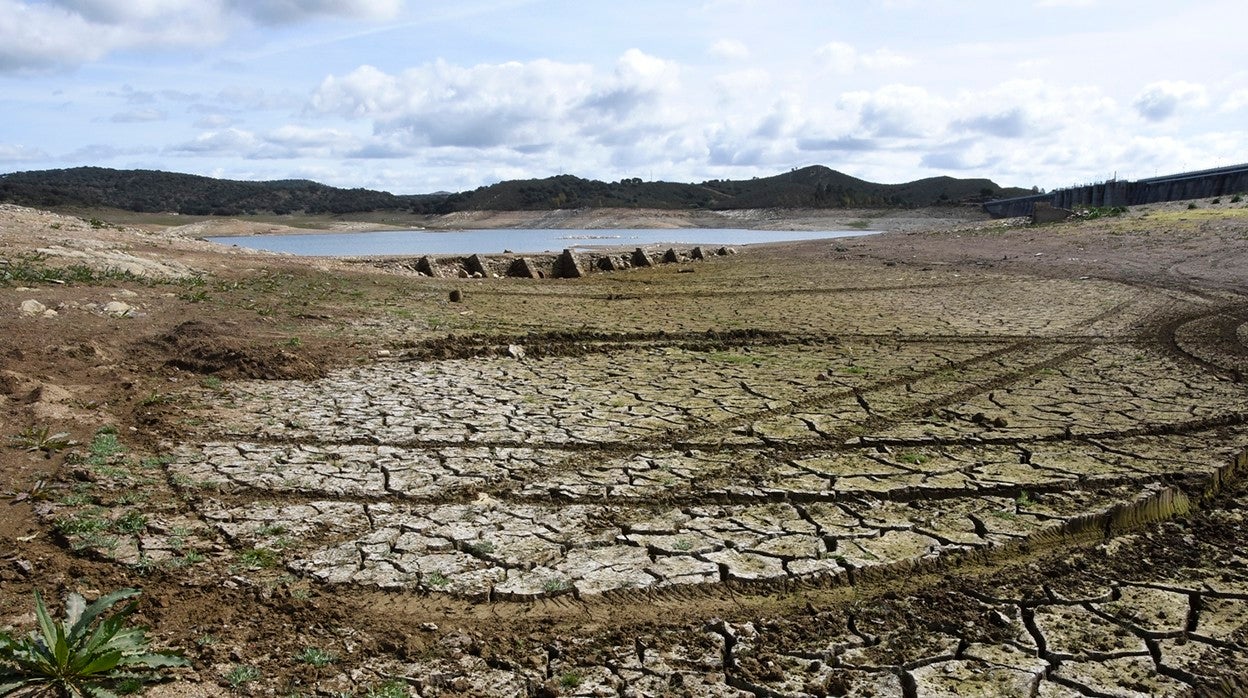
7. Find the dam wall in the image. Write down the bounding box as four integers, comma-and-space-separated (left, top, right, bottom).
984, 163, 1248, 218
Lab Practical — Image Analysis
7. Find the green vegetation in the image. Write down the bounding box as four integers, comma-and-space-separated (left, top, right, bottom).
0, 254, 145, 287
225, 664, 260, 688
237, 547, 281, 569
9, 426, 73, 454
294, 647, 335, 667
85, 428, 124, 466
1076, 205, 1127, 219
363, 679, 408, 698
0, 588, 188, 696
559, 671, 582, 689
542, 579, 570, 594
0, 165, 1030, 216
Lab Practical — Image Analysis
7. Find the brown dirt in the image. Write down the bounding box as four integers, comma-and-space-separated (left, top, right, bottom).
2, 199, 1247, 695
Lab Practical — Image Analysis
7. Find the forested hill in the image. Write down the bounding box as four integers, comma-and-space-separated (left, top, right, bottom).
0, 166, 1031, 215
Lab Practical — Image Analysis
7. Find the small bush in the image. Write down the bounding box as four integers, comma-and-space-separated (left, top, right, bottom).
1187, 202, 1198, 209
1232, 194, 1243, 203
9, 426, 73, 454
225, 664, 260, 688
0, 588, 188, 695
295, 647, 336, 667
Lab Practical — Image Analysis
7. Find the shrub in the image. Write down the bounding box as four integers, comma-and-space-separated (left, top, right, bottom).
0, 588, 188, 696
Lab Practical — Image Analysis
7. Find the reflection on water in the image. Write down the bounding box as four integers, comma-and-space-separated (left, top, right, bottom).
206, 227, 877, 256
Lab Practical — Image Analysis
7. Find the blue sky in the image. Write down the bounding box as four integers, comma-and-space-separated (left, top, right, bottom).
2, 0, 1245, 194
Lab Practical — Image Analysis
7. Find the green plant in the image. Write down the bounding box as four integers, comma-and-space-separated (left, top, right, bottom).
1016, 491, 1034, 508
1232, 194, 1243, 203
295, 647, 335, 667
237, 547, 280, 569
86, 429, 124, 466
364, 679, 408, 698
1076, 205, 1126, 219
0, 588, 188, 696
112, 511, 147, 535
542, 579, 569, 594
560, 671, 582, 689
424, 571, 449, 589
225, 664, 260, 688
10, 426, 74, 454
1187, 202, 1198, 210
199, 376, 224, 391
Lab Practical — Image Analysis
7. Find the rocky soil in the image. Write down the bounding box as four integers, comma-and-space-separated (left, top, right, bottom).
2, 199, 1247, 696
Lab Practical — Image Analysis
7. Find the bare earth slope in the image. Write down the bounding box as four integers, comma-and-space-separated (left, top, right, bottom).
2, 200, 1247, 696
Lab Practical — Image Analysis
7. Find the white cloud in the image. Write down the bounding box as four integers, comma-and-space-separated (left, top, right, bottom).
709, 39, 749, 61
313, 59, 596, 148
0, 143, 48, 162
0, 0, 400, 72
814, 41, 912, 74
224, 0, 400, 25
1221, 89, 1248, 113
109, 108, 167, 123
1133, 81, 1208, 122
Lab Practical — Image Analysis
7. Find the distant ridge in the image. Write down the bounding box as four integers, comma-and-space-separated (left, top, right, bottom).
0, 165, 1031, 216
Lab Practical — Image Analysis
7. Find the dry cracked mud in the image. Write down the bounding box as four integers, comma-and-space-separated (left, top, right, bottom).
4, 202, 1248, 696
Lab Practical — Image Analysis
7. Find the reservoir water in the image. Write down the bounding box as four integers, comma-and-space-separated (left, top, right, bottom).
206, 228, 876, 257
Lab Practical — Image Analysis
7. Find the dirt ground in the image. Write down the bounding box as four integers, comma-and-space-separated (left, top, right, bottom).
2, 199, 1247, 696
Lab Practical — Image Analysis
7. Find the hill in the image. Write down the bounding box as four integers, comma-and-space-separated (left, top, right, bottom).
0, 165, 1031, 216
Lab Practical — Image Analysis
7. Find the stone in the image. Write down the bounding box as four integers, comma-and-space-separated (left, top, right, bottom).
596, 255, 622, 272
553, 249, 583, 278
19, 300, 46, 315
507, 257, 541, 279
631, 248, 653, 267
415, 256, 442, 277
465, 254, 488, 277
102, 301, 134, 316
662, 248, 680, 263
507, 344, 525, 360
690, 247, 705, 260
449, 289, 464, 303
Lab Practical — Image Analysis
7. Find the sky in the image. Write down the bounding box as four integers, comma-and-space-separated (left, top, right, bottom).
1, 0, 1245, 195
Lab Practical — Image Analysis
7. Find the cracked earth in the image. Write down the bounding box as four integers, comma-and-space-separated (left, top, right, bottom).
5, 203, 1248, 695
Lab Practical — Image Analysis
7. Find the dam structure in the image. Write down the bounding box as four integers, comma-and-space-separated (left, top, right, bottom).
984, 163, 1248, 218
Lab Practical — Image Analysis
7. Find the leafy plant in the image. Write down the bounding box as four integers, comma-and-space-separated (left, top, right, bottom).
0, 588, 188, 696
364, 680, 408, 698
225, 664, 260, 688
237, 547, 280, 569
10, 426, 74, 454
295, 647, 335, 667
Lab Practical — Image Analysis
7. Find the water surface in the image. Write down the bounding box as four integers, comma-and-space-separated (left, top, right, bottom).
207, 228, 876, 256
